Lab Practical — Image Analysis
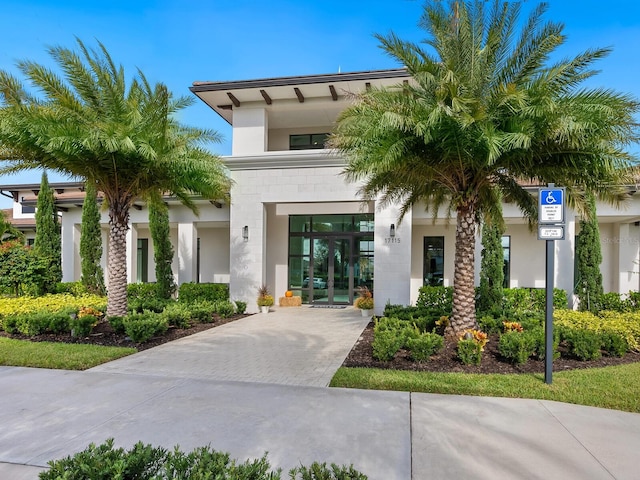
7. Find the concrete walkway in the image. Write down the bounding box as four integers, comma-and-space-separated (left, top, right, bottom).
1, 306, 639, 479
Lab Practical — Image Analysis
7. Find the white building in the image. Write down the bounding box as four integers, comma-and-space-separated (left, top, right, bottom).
2, 68, 640, 312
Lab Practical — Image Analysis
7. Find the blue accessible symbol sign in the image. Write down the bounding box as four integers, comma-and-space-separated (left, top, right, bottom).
539, 187, 564, 224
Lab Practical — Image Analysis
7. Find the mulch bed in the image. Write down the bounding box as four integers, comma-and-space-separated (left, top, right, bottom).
0, 314, 250, 352
343, 321, 640, 374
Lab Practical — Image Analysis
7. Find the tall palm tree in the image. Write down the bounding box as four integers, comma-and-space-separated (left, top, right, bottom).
0, 39, 230, 316
330, 1, 638, 335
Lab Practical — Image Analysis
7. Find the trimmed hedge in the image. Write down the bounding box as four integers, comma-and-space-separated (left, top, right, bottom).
554, 310, 640, 351
178, 283, 229, 303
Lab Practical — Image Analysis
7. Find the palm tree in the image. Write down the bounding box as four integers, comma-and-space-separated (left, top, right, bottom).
330, 1, 638, 335
0, 39, 230, 316
0, 210, 24, 243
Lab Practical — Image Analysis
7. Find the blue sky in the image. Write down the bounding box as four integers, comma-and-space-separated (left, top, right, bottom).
1, 0, 640, 207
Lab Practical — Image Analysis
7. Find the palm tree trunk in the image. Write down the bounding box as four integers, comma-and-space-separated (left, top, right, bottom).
106, 201, 130, 317
449, 204, 479, 335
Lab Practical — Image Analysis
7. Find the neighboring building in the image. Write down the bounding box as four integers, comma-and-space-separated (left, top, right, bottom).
2, 68, 640, 312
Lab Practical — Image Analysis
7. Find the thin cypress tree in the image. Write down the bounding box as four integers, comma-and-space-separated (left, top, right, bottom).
34, 171, 61, 292
477, 218, 505, 313
149, 194, 175, 299
80, 181, 105, 295
576, 193, 603, 311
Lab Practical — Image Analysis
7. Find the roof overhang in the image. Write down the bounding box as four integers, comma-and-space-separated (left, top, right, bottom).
190, 68, 411, 125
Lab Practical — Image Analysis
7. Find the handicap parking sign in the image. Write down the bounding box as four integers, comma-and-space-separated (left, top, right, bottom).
539, 187, 564, 223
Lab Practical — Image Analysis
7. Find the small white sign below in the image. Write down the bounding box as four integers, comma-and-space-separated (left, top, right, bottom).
538, 225, 565, 240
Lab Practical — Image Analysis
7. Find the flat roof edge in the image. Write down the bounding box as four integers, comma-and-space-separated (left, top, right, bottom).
190, 68, 409, 93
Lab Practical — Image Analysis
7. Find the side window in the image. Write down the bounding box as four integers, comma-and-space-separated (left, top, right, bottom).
136, 238, 149, 283
289, 133, 329, 150
423, 236, 444, 286
502, 235, 511, 288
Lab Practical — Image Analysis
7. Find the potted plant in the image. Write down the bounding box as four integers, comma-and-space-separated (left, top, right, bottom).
354, 286, 374, 317
257, 284, 274, 313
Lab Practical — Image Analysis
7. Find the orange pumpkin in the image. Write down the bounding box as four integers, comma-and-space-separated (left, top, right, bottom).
285, 290, 293, 298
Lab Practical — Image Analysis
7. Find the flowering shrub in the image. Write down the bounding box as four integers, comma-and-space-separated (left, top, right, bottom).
78, 306, 103, 318
503, 321, 523, 333
461, 329, 488, 350
554, 310, 640, 351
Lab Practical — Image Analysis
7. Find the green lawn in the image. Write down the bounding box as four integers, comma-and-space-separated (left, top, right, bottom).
330, 363, 640, 413
0, 337, 136, 370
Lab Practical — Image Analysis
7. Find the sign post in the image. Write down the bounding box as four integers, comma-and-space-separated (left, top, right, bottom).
538, 184, 565, 384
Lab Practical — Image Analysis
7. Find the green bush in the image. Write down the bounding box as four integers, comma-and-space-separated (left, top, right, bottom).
123, 313, 168, 343
178, 282, 229, 303
215, 300, 236, 318
601, 332, 628, 357
70, 315, 96, 337
627, 291, 640, 311
39, 438, 367, 480
416, 286, 453, 314
478, 315, 502, 334
528, 327, 560, 360
108, 315, 126, 334
161, 303, 192, 329
55, 282, 88, 296
498, 330, 536, 365
457, 339, 482, 365
290, 462, 368, 479
235, 300, 247, 314
406, 333, 444, 361
187, 302, 214, 323
503, 288, 567, 313
48, 311, 71, 334
128, 297, 170, 314
372, 329, 403, 361
127, 283, 159, 302
16, 312, 50, 336
563, 328, 602, 361
2, 315, 18, 333
594, 292, 629, 313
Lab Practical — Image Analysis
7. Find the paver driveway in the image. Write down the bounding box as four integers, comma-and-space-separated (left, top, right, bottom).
89, 306, 371, 386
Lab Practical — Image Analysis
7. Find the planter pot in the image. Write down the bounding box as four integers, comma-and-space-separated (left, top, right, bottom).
260, 306, 270, 314
360, 309, 373, 317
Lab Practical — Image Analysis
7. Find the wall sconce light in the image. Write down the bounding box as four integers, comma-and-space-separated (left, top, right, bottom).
390, 223, 396, 237
242, 225, 249, 242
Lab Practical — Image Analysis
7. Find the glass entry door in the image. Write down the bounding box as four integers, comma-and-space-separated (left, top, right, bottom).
310, 236, 352, 304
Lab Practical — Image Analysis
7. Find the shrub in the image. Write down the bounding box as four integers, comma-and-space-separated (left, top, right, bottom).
478, 315, 502, 334
128, 297, 170, 314
593, 292, 628, 313
0, 293, 106, 318
70, 315, 96, 337
48, 311, 72, 334
215, 300, 236, 318
406, 333, 444, 361
498, 330, 536, 364
2, 315, 18, 334
563, 328, 602, 361
161, 303, 192, 329
528, 327, 560, 360
123, 313, 168, 343
372, 329, 403, 361
234, 300, 247, 314
601, 332, 628, 357
127, 282, 159, 302
179, 282, 229, 303
55, 282, 88, 296
108, 315, 126, 334
416, 286, 453, 314
187, 302, 214, 323
290, 462, 368, 479
627, 291, 640, 311
555, 310, 640, 351
457, 339, 482, 365
16, 312, 50, 336
382, 305, 439, 333
39, 438, 368, 480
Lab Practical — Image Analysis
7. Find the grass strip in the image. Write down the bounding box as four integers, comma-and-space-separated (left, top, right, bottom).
330, 363, 640, 413
0, 337, 136, 370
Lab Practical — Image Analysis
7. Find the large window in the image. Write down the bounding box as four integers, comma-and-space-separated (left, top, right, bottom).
136, 238, 149, 283
423, 236, 444, 286
502, 235, 511, 288
289, 133, 329, 150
